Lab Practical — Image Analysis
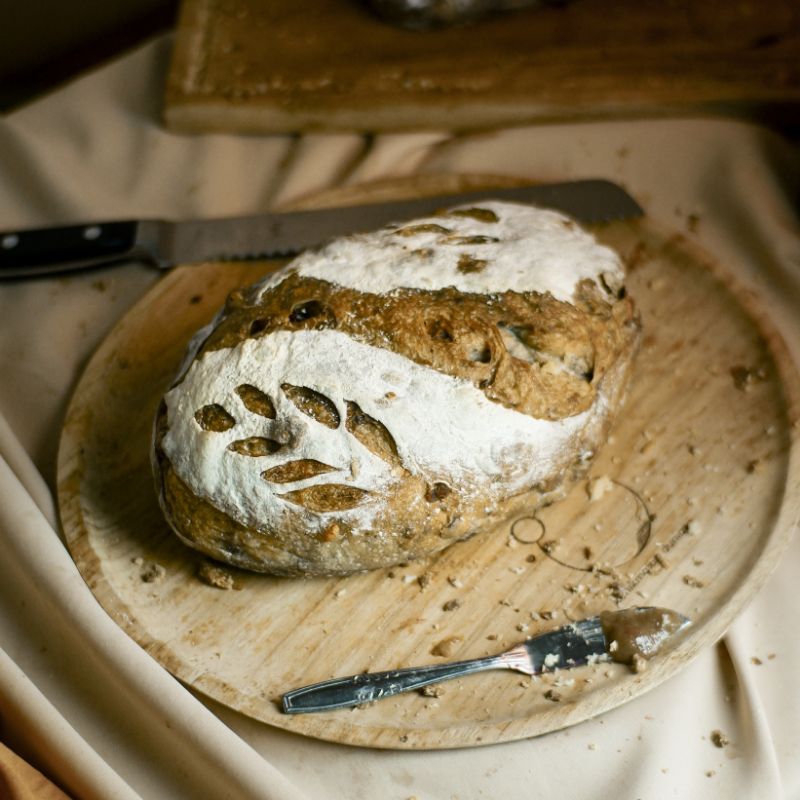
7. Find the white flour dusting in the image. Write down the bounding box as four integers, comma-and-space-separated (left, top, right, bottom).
257, 201, 623, 303
162, 330, 597, 533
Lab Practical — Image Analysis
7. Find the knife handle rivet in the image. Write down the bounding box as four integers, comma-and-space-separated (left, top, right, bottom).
1, 234, 19, 249
83, 225, 102, 241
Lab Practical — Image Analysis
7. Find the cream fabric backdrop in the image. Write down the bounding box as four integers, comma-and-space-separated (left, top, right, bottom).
0, 35, 798, 800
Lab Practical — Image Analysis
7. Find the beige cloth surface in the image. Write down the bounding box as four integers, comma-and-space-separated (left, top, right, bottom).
0, 35, 799, 800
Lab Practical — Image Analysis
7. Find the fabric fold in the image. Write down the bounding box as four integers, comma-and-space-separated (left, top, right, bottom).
0, 450, 309, 800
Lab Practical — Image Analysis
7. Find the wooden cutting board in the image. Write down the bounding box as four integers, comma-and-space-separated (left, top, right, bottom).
163, 0, 800, 134
57, 175, 800, 749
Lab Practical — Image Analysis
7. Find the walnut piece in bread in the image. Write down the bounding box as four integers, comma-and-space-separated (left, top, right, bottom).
152, 201, 640, 575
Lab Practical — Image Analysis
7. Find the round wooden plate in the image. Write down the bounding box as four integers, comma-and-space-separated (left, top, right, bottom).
57, 175, 800, 749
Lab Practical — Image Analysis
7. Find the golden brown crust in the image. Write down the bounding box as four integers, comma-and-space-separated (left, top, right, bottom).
189, 273, 635, 421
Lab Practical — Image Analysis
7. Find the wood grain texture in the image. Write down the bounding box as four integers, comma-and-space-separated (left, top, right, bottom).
57, 175, 800, 749
163, 0, 800, 134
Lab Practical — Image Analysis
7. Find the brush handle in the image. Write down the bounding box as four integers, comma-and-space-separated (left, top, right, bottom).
282, 654, 507, 714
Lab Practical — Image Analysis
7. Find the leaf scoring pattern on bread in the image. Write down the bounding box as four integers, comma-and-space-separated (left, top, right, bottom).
262, 459, 337, 484
194, 404, 236, 432
281, 384, 341, 428
279, 484, 371, 512
194, 384, 385, 512
235, 384, 277, 418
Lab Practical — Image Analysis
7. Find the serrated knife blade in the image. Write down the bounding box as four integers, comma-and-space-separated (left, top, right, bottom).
0, 179, 642, 280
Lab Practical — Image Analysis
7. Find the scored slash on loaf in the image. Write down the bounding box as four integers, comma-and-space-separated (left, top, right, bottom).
152, 200, 641, 575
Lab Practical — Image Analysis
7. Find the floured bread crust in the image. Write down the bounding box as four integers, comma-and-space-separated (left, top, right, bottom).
152, 201, 640, 575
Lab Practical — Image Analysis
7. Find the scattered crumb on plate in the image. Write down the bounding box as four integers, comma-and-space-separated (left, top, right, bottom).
140, 563, 166, 583
431, 636, 464, 658
710, 729, 730, 748
197, 560, 236, 590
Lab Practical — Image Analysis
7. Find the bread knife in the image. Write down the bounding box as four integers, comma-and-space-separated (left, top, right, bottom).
0, 179, 642, 280
281, 606, 690, 714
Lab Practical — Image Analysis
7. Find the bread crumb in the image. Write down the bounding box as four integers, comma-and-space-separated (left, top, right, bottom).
544, 688, 561, 702
131, 556, 144, 566
768, 653, 776, 660
516, 623, 529, 633
543, 653, 561, 669
417, 573, 432, 589
746, 459, 762, 474
540, 539, 559, 554
420, 685, 444, 698
683, 574, 705, 588
730, 365, 766, 391
319, 522, 340, 542
705, 770, 716, 778
710, 729, 730, 748
442, 599, 462, 612
631, 653, 647, 673
509, 565, 526, 575
402, 575, 417, 584
608, 582, 626, 601
431, 636, 464, 657
335, 588, 347, 598
526, 553, 537, 563
588, 743, 596, 750
486, 634, 498, 640
687, 520, 702, 535
447, 576, 464, 589
197, 561, 236, 590
751, 656, 762, 666
587, 475, 614, 501
140, 563, 165, 583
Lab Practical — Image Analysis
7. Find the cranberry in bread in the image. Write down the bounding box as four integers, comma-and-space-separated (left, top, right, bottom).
152, 201, 640, 575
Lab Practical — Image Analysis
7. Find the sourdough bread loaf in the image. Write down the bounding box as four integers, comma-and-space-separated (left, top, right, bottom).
152, 200, 640, 575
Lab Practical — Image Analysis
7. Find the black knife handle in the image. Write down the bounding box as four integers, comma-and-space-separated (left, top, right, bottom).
282, 654, 504, 714
0, 221, 148, 278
